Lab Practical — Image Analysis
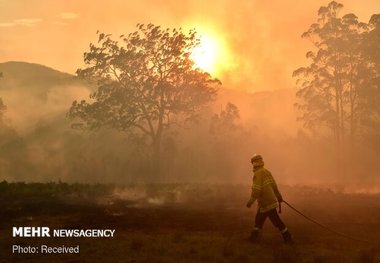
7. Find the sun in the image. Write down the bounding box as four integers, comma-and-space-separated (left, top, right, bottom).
189, 29, 235, 77
190, 35, 219, 75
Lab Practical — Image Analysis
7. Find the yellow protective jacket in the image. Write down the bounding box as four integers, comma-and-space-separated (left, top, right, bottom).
249, 165, 282, 213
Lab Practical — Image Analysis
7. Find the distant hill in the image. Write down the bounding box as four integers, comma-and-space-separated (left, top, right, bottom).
0, 61, 83, 100
0, 61, 91, 132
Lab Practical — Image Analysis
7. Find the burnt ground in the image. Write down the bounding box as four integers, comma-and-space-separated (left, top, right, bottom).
0, 183, 379, 262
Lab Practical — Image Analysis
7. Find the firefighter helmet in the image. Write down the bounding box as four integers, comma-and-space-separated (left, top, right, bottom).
251, 154, 263, 164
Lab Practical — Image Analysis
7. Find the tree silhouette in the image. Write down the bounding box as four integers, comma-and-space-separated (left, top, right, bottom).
68, 24, 220, 174
360, 14, 380, 149
293, 1, 377, 176
0, 98, 6, 125
210, 102, 240, 137
0, 73, 6, 125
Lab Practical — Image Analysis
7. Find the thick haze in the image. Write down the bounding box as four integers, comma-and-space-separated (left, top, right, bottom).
0, 1, 379, 191
0, 0, 379, 92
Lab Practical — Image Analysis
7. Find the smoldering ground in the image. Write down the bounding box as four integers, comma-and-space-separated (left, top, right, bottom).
1, 182, 380, 262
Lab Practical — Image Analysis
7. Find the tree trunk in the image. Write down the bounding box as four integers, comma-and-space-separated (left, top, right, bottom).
339, 88, 347, 178
151, 133, 162, 179
335, 86, 343, 178
348, 82, 356, 179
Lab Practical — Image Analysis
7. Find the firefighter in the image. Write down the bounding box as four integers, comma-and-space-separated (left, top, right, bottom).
246, 154, 293, 243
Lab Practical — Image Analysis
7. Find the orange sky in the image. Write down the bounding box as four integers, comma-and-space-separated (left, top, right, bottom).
0, 0, 379, 92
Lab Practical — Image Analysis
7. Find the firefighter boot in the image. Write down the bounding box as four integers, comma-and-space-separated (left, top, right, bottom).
249, 228, 262, 243
281, 229, 293, 244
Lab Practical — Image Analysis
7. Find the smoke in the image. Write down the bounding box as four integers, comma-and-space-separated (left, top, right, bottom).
3, 84, 89, 133
0, 61, 379, 190
1, 1, 380, 192
1, 73, 380, 191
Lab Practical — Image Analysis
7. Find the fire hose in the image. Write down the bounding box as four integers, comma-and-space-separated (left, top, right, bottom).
282, 199, 374, 244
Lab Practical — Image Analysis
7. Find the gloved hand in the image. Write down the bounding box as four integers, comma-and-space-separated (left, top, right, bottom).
246, 200, 253, 208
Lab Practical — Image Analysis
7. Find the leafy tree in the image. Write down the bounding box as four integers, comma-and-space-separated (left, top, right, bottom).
293, 1, 372, 175
360, 14, 380, 149
210, 102, 240, 137
68, 24, 220, 173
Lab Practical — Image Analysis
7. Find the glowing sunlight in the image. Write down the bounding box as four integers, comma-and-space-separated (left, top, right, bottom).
191, 35, 219, 74
190, 30, 234, 77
